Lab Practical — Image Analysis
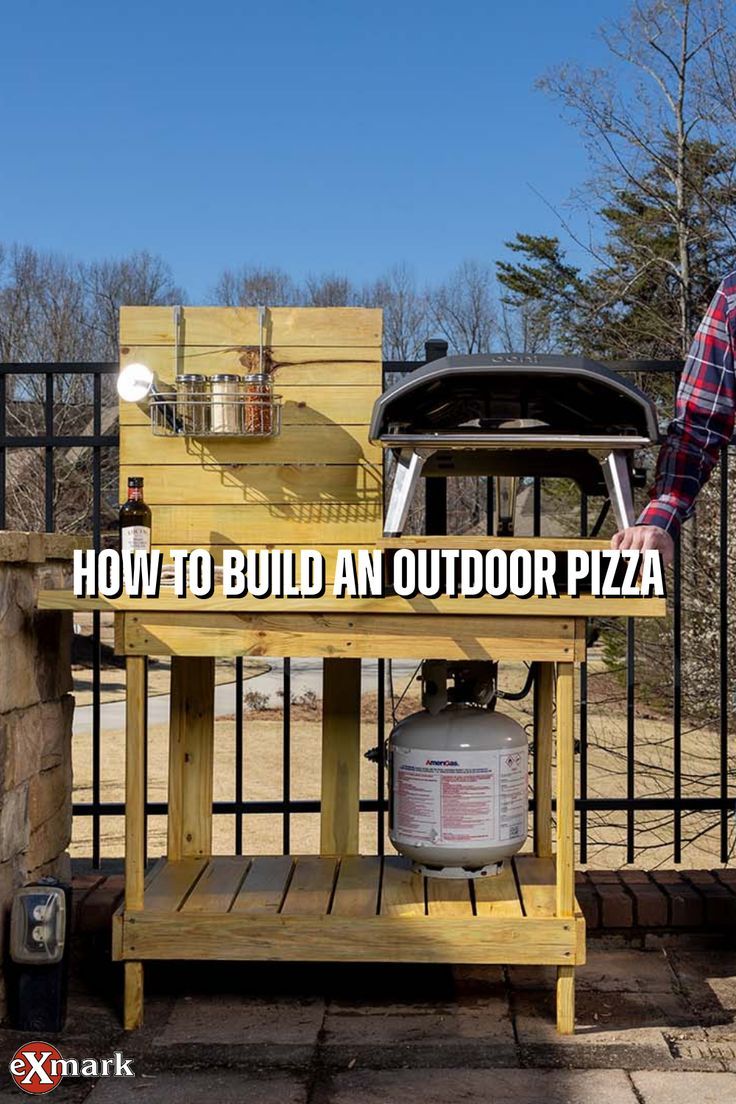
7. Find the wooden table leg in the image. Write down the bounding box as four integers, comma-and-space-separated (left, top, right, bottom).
320, 658, 361, 855
555, 661, 575, 1034
168, 657, 215, 860
124, 655, 146, 1030
533, 662, 554, 858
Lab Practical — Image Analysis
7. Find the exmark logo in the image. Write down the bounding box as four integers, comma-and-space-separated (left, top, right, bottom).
425, 759, 459, 767
9, 1041, 134, 1094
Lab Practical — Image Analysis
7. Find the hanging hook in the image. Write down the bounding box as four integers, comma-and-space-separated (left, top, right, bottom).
258, 305, 266, 374
173, 305, 183, 375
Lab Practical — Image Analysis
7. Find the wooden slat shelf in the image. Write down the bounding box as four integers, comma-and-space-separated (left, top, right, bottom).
113, 855, 585, 967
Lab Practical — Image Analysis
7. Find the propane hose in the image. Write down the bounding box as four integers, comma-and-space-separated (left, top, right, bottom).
496, 662, 537, 702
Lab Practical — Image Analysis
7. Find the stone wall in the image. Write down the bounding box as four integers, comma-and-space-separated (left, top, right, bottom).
0, 532, 79, 1020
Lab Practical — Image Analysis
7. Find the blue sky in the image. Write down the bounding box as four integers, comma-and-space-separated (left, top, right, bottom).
0, 0, 628, 299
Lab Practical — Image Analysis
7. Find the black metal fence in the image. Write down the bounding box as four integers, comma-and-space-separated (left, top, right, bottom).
1, 356, 733, 867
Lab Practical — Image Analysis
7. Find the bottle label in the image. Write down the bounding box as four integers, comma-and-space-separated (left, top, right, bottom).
391, 746, 528, 849
121, 526, 151, 552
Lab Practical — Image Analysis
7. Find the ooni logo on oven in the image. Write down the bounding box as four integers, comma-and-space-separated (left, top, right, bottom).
9, 1041, 134, 1094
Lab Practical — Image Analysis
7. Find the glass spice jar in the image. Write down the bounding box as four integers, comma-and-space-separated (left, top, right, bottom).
175, 374, 208, 433
210, 374, 242, 434
243, 372, 273, 435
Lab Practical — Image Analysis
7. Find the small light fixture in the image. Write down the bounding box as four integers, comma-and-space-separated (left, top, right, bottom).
117, 361, 156, 404
10, 882, 67, 965
117, 362, 179, 431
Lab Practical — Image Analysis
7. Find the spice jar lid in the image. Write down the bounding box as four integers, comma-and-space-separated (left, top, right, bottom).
175, 373, 206, 382
210, 374, 241, 382
243, 373, 272, 383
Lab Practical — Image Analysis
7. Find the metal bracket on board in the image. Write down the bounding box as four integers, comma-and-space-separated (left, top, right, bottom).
173, 305, 183, 376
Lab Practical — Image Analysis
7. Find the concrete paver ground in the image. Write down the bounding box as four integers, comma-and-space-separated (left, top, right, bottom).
156, 995, 326, 1047
326, 1068, 642, 1104
631, 1070, 736, 1103
84, 1071, 309, 1102
1, 939, 736, 1101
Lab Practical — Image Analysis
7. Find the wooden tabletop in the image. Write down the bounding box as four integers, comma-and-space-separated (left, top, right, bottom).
38, 588, 666, 618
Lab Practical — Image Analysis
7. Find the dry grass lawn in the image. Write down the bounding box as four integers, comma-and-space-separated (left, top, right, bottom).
69, 656, 733, 870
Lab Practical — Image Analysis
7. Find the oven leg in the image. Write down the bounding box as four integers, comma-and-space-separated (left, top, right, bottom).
383, 449, 426, 537
600, 450, 636, 530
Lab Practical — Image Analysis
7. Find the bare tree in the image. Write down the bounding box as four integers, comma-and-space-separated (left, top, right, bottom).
362, 263, 428, 360
0, 245, 93, 362
426, 260, 497, 353
699, 0, 736, 126
498, 298, 556, 355
211, 265, 295, 306
302, 272, 356, 306
82, 250, 184, 358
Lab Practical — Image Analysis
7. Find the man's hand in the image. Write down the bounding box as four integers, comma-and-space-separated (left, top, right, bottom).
611, 525, 675, 567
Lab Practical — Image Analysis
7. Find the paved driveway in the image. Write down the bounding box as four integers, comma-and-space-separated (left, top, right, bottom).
72, 658, 420, 735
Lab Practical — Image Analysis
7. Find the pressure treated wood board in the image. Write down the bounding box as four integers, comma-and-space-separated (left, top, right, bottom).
39, 588, 665, 618
121, 344, 383, 386
119, 306, 382, 347
119, 424, 382, 467
119, 465, 382, 506
119, 466, 382, 507
116, 612, 583, 661
118, 306, 383, 551
119, 504, 382, 545
379, 537, 613, 551
112, 854, 584, 966
149, 545, 375, 581
120, 387, 378, 428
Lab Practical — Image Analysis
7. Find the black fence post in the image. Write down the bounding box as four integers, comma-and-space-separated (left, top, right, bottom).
424, 339, 448, 535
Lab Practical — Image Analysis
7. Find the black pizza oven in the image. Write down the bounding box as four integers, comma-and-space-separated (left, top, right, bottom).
369, 354, 660, 536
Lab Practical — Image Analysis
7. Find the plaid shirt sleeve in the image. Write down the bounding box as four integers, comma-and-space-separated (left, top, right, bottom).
637, 274, 736, 539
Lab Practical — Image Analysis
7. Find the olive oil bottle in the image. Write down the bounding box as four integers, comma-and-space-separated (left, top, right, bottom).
119, 476, 152, 551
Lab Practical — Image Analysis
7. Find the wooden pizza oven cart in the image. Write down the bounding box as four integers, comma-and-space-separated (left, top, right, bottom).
39, 306, 665, 1034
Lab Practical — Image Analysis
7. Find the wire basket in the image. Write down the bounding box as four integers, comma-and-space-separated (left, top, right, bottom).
150, 394, 282, 438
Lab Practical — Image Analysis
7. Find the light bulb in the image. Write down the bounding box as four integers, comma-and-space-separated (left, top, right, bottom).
117, 362, 155, 404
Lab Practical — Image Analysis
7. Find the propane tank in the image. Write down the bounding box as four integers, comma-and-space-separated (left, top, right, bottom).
389, 702, 529, 878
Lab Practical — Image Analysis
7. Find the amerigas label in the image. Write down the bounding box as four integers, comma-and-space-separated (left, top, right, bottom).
392, 747, 527, 849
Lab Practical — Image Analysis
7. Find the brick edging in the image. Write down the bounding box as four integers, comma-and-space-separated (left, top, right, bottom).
577, 869, 736, 932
